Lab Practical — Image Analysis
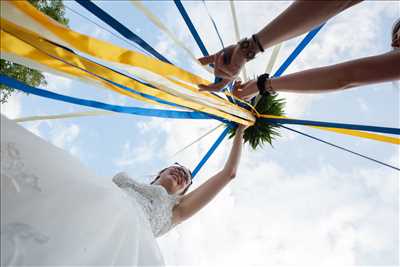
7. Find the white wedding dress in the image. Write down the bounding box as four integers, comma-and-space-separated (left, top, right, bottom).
0, 115, 178, 266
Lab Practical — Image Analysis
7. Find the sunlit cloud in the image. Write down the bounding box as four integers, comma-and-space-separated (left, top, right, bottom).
0, 93, 22, 119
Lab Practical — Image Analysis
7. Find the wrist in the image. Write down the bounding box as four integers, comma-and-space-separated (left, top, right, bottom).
237, 37, 259, 62
237, 125, 245, 133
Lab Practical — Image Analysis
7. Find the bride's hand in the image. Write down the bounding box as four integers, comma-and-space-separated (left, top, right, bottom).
237, 124, 248, 133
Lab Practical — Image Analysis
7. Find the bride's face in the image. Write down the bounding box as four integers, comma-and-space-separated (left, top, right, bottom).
157, 166, 191, 194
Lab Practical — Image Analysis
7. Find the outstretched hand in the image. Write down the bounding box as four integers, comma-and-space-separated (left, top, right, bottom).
198, 44, 247, 92
232, 79, 259, 100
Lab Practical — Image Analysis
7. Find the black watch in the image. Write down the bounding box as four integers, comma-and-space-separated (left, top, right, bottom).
238, 38, 256, 61
257, 73, 270, 96
257, 73, 277, 96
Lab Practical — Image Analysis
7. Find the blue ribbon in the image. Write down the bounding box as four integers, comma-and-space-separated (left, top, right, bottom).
281, 125, 399, 171
261, 117, 400, 135
75, 0, 171, 64
173, 0, 227, 92
273, 24, 324, 78
192, 126, 231, 177
250, 24, 325, 111
199, 0, 239, 102
22, 34, 230, 123
174, 0, 209, 57
173, 0, 236, 178
0, 75, 213, 120
225, 82, 237, 104
39, 37, 181, 109
71, 59, 228, 123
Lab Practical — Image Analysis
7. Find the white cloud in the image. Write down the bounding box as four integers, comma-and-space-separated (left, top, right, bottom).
130, 112, 397, 265
147, 3, 399, 265
280, 92, 323, 116
114, 140, 156, 167
42, 122, 82, 158
43, 72, 72, 94
156, 1, 397, 118
23, 121, 44, 139
136, 120, 152, 133
18, 118, 83, 160
356, 97, 369, 112
11, 1, 393, 266
105, 91, 129, 106
51, 123, 80, 149
92, 27, 112, 41
0, 93, 22, 119
158, 119, 224, 168
75, 20, 113, 42
155, 37, 179, 63
158, 155, 398, 266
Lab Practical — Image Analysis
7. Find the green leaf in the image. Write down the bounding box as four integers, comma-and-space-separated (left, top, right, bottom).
228, 94, 286, 150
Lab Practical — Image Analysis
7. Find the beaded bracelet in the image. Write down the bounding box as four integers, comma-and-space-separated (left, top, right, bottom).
252, 34, 264, 53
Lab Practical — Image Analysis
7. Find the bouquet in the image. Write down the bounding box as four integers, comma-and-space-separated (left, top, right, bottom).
229, 94, 285, 149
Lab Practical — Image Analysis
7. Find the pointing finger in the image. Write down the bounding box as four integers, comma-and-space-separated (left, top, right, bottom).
198, 79, 230, 92
198, 54, 216, 65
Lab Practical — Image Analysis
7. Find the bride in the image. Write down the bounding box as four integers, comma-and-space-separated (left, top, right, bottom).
1, 114, 244, 266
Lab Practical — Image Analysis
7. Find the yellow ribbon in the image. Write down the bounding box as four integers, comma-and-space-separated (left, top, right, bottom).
6, 0, 254, 123
0, 20, 253, 125
5, 0, 395, 145
1, 38, 166, 107
223, 91, 261, 118
260, 115, 399, 145
311, 126, 400, 145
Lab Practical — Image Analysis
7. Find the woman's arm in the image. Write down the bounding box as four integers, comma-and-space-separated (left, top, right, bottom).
172, 126, 245, 224
199, 0, 362, 91
256, 0, 362, 50
234, 51, 400, 99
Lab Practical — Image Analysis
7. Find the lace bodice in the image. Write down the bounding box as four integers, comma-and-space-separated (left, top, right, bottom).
112, 172, 181, 237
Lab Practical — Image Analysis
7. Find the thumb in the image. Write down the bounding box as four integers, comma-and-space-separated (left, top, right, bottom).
198, 54, 215, 65
198, 84, 216, 92
232, 80, 242, 91
198, 80, 227, 92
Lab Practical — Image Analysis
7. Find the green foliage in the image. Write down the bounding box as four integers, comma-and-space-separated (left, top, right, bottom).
229, 94, 286, 149
0, 59, 47, 104
28, 0, 69, 26
0, 0, 69, 104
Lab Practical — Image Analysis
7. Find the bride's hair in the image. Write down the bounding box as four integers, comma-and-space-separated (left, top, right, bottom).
392, 18, 400, 47
150, 167, 192, 195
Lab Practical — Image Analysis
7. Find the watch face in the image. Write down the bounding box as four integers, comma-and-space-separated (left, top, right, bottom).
240, 40, 250, 49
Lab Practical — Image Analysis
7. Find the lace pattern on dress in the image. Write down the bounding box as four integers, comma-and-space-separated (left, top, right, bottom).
112, 172, 181, 237
1, 142, 49, 266
1, 142, 42, 193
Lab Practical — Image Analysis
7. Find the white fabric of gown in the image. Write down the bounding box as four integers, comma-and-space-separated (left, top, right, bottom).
0, 115, 165, 266
112, 173, 181, 238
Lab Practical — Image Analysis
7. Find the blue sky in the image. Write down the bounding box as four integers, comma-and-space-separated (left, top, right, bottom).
1, 1, 399, 265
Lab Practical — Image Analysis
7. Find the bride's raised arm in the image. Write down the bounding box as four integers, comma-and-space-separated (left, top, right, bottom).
172, 125, 245, 224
